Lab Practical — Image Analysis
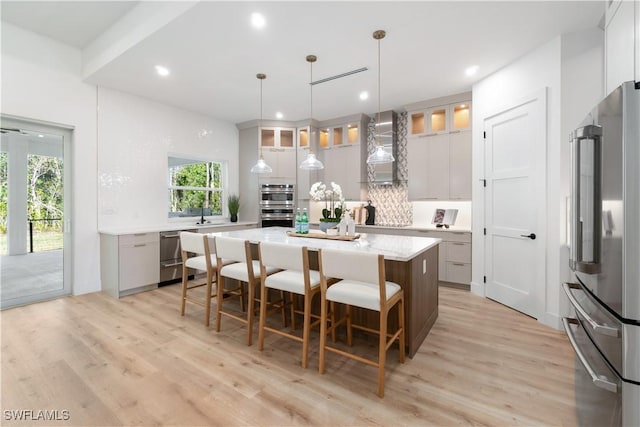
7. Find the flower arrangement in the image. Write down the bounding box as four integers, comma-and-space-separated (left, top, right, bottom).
310, 181, 344, 223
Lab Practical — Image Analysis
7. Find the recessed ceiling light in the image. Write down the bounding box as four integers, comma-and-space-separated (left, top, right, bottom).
155, 65, 170, 77
359, 91, 369, 100
465, 65, 479, 76
38, 134, 44, 138
251, 12, 266, 29
275, 112, 283, 119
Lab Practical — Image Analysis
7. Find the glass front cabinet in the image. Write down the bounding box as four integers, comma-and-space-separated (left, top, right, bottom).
408, 102, 471, 136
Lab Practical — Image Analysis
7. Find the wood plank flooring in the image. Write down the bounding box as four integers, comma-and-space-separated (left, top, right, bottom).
1, 284, 578, 426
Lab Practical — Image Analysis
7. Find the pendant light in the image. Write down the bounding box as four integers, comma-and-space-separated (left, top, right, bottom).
367, 30, 395, 165
251, 73, 273, 174
299, 54, 324, 170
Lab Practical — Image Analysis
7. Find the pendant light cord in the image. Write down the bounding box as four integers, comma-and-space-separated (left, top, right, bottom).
377, 35, 381, 148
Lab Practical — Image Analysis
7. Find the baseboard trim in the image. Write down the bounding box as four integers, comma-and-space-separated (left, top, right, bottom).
470, 281, 484, 297
542, 311, 562, 331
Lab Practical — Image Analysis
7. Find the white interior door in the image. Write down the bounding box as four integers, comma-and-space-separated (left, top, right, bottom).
484, 90, 546, 319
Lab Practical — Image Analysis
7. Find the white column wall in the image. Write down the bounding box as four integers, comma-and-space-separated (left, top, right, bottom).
1, 23, 99, 295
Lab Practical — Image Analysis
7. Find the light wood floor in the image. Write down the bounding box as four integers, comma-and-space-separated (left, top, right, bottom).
1, 284, 578, 426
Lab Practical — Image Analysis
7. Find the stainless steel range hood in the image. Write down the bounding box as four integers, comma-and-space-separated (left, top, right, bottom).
370, 110, 397, 185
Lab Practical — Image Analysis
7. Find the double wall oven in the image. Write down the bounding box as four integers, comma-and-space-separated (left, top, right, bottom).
564, 82, 639, 427
260, 184, 294, 228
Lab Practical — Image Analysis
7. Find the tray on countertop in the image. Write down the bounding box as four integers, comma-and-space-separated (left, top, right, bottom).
286, 231, 360, 241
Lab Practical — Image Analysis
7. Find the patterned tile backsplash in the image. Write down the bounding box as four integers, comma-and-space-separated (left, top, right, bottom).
366, 112, 413, 226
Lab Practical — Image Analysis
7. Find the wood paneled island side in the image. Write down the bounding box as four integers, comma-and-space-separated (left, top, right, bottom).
209, 227, 441, 358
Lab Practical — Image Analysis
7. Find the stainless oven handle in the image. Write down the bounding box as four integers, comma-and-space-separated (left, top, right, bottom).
562, 317, 619, 393
161, 233, 181, 239
562, 283, 620, 337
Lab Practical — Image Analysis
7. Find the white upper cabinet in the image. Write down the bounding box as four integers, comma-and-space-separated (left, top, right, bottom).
319, 121, 361, 149
259, 127, 297, 182
408, 102, 471, 137
260, 127, 295, 149
317, 114, 368, 201
407, 98, 472, 201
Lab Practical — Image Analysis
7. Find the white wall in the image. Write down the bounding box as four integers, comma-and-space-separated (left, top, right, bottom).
472, 38, 562, 329
559, 28, 605, 317
97, 88, 239, 230
2, 23, 241, 295
1, 23, 99, 295
605, 0, 638, 93
472, 29, 604, 330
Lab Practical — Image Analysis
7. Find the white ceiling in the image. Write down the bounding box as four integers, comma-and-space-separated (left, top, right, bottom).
1, 1, 138, 48
1, 1, 605, 124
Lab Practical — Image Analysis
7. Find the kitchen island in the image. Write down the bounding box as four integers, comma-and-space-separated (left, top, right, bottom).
209, 227, 441, 357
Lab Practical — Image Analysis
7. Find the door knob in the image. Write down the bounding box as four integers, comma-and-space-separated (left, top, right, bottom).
520, 233, 536, 240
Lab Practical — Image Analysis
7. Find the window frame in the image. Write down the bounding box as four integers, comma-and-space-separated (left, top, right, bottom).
167, 154, 228, 221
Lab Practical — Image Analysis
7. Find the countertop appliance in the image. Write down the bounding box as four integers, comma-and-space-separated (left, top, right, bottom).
563, 81, 639, 427
260, 184, 294, 227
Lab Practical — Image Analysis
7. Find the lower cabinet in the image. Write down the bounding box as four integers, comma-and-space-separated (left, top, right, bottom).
354, 226, 471, 285
101, 232, 160, 298
409, 230, 472, 285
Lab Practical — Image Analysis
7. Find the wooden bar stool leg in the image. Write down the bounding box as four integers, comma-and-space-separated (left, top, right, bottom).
301, 292, 312, 369
204, 269, 213, 327
290, 292, 296, 330
398, 297, 406, 363
318, 293, 328, 374
215, 276, 225, 332
330, 301, 337, 343
378, 307, 388, 398
258, 281, 268, 351
246, 279, 255, 346
180, 266, 188, 316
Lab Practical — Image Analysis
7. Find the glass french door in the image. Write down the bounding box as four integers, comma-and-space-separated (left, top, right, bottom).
0, 116, 72, 309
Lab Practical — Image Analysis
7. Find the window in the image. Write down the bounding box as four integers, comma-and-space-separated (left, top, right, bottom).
168, 156, 225, 218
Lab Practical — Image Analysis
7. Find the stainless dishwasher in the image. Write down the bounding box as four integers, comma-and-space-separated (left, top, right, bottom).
159, 230, 196, 285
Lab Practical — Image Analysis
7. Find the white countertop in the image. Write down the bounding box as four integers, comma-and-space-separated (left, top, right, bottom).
208, 227, 441, 262
311, 223, 472, 233
99, 221, 258, 236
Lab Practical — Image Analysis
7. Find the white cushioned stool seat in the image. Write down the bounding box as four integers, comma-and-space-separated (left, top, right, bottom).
221, 261, 278, 282
326, 279, 401, 312
265, 270, 321, 294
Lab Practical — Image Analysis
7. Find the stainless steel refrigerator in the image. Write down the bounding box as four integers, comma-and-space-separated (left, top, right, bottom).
563, 81, 640, 426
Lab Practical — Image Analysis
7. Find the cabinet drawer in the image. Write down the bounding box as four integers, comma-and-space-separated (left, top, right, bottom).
447, 242, 471, 263
119, 232, 159, 246
440, 231, 471, 243
119, 242, 160, 291
445, 261, 471, 284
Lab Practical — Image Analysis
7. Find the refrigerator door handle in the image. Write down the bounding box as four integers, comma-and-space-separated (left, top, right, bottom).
569, 125, 602, 274
562, 283, 621, 337
562, 318, 619, 394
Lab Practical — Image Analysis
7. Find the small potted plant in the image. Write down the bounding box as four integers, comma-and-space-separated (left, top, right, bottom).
228, 194, 240, 222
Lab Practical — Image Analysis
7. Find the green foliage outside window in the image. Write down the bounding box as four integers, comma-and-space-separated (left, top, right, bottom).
0, 152, 63, 234
168, 159, 224, 217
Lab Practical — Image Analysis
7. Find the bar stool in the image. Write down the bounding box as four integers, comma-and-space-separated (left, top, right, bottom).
317, 248, 405, 398
214, 236, 281, 346
179, 231, 220, 327
257, 241, 321, 368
